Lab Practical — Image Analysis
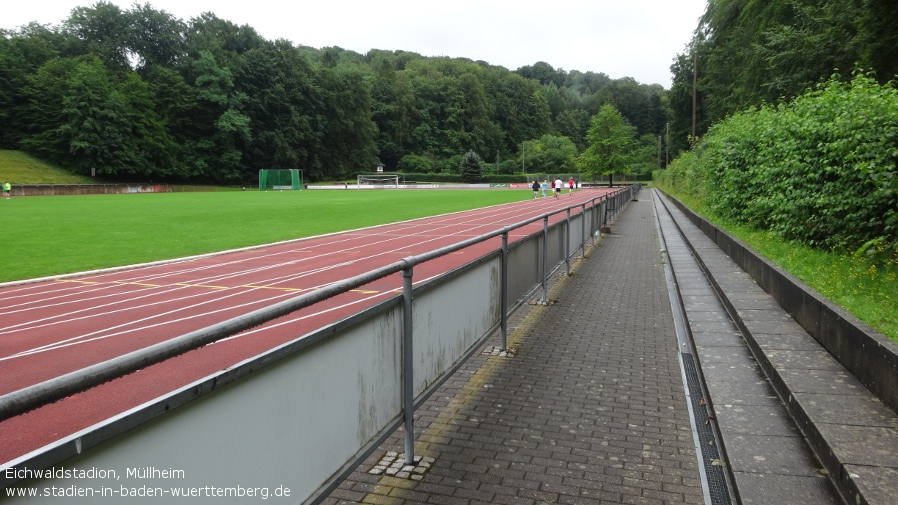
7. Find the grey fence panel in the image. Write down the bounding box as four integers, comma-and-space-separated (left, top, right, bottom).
411, 256, 502, 397
583, 206, 596, 242
569, 212, 584, 253
2, 305, 406, 505
506, 235, 543, 308
546, 223, 565, 270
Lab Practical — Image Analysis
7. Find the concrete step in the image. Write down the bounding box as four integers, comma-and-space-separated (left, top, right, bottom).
656, 189, 898, 505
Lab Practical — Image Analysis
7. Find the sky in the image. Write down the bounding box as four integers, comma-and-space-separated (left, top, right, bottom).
3, 0, 708, 88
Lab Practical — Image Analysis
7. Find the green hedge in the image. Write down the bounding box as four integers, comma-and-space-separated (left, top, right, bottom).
656, 72, 898, 262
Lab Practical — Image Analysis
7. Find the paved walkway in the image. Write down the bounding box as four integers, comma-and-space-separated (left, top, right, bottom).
321, 189, 844, 505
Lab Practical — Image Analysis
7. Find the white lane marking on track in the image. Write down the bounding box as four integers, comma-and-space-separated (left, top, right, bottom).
0, 286, 266, 341
0, 282, 162, 315
214, 271, 446, 344
2, 287, 299, 360
2, 235, 441, 354
0, 247, 364, 320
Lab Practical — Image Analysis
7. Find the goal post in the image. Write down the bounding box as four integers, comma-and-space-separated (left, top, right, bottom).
259, 169, 302, 191
356, 174, 400, 189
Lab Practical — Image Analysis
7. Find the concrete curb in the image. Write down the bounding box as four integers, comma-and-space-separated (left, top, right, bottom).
660, 190, 898, 505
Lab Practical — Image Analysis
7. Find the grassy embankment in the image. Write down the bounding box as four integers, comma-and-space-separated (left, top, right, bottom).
0, 150, 96, 184
663, 191, 896, 343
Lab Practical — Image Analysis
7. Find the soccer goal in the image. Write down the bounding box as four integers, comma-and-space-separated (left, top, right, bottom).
356, 174, 400, 189
259, 169, 302, 191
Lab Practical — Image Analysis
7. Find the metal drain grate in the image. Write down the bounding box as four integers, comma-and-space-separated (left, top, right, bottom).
681, 353, 732, 505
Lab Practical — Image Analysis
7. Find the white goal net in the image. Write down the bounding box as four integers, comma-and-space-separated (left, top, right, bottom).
357, 174, 400, 189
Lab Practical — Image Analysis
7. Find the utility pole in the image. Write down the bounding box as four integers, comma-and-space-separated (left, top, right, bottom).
666, 123, 670, 167
522, 142, 526, 174
692, 50, 698, 142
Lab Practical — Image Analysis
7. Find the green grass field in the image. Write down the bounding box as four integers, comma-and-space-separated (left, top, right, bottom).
0, 189, 531, 283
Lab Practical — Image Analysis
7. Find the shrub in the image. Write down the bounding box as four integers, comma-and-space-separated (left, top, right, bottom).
659, 72, 898, 262
397, 154, 433, 173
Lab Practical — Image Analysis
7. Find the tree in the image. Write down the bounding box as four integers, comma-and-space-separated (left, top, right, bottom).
0, 24, 63, 147
186, 50, 251, 183
19, 56, 106, 170
19, 54, 175, 177
65, 2, 134, 72
577, 104, 636, 186
672, 0, 898, 140
525, 134, 578, 173
459, 150, 483, 182
554, 109, 589, 151
128, 3, 187, 70
311, 64, 379, 180
667, 51, 702, 157
235, 40, 318, 177
114, 71, 178, 177
515, 61, 564, 87
398, 153, 433, 173
630, 134, 663, 177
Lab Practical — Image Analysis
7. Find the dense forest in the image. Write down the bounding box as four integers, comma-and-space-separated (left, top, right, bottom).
668, 0, 898, 153
0, 2, 669, 184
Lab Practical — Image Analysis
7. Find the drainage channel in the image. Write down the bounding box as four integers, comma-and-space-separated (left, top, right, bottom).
652, 190, 734, 505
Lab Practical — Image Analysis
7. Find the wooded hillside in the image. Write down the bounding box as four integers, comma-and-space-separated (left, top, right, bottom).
0, 2, 668, 184
669, 0, 898, 153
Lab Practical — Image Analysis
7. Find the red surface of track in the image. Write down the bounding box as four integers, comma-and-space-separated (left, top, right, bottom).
0, 189, 617, 463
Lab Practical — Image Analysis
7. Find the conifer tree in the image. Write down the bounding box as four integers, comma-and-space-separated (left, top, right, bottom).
459, 150, 483, 183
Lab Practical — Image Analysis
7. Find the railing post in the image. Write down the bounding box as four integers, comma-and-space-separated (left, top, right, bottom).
565, 208, 571, 276
542, 216, 549, 305
591, 199, 597, 247
401, 264, 415, 465
500, 232, 508, 350
602, 199, 608, 229
580, 203, 587, 257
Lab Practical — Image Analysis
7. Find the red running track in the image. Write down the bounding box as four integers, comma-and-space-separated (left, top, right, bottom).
0, 189, 616, 463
